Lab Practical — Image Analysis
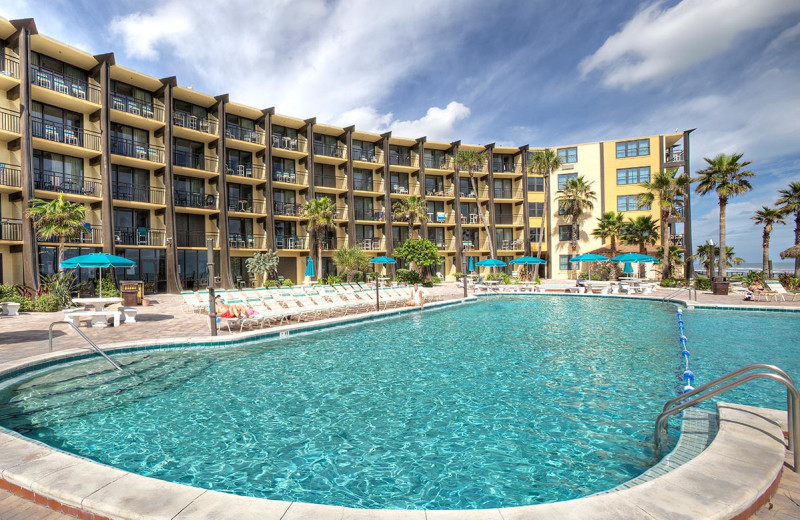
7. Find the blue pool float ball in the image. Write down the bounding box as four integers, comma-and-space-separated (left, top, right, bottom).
683, 370, 695, 382
682, 350, 690, 358
683, 385, 694, 393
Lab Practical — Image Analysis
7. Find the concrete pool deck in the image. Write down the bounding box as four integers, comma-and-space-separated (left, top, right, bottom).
0, 283, 798, 518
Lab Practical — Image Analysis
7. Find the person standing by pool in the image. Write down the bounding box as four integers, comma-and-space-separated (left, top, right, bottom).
407, 283, 425, 310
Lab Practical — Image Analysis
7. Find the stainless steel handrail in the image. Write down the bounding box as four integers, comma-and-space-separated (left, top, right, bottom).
654, 371, 799, 472
48, 321, 123, 371
662, 286, 696, 302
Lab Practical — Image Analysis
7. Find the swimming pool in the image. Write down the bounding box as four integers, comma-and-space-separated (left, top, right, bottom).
0, 296, 797, 510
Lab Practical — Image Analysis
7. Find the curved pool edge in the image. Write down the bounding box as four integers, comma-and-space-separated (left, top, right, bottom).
0, 295, 789, 519
0, 403, 785, 520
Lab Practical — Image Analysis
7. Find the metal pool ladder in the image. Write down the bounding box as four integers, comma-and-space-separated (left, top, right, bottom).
48, 320, 123, 371
654, 363, 799, 472
662, 285, 697, 302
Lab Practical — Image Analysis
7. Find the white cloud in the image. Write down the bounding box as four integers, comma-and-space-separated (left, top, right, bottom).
333, 102, 470, 142
109, 0, 473, 126
579, 0, 800, 89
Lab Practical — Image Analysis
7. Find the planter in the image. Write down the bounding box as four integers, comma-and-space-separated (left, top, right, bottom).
142, 298, 151, 307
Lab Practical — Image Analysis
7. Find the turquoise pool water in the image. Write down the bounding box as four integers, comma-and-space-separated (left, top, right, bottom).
0, 297, 797, 509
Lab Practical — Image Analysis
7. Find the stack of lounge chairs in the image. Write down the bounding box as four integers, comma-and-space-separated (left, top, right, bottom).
181, 283, 427, 333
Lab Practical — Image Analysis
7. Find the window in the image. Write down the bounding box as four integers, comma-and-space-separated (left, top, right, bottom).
355, 224, 374, 241
390, 172, 409, 191
112, 165, 150, 202
492, 154, 514, 172
493, 179, 512, 198
313, 134, 340, 157
313, 163, 337, 187
616, 139, 650, 158
528, 202, 544, 217
617, 166, 651, 185
527, 177, 544, 192
557, 173, 577, 190
32, 150, 84, 191
273, 157, 295, 175
529, 228, 543, 242
174, 99, 208, 120
353, 197, 374, 220
352, 140, 376, 162
559, 255, 572, 271
557, 147, 577, 163
496, 228, 514, 243
227, 149, 253, 171
425, 176, 444, 195
617, 195, 650, 211
424, 149, 447, 168
559, 225, 578, 242
389, 145, 411, 166
353, 168, 373, 191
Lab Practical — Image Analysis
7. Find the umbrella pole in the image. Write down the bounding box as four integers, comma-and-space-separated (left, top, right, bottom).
375, 265, 379, 312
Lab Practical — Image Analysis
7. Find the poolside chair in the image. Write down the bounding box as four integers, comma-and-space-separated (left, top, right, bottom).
181, 291, 207, 313
764, 281, 794, 301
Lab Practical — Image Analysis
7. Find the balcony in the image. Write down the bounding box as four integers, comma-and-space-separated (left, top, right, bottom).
173, 111, 218, 135
0, 219, 22, 241
313, 142, 345, 159
390, 184, 412, 195
426, 211, 453, 225
32, 118, 101, 152
1, 55, 20, 79
176, 230, 218, 248
272, 134, 308, 153
494, 214, 523, 226
353, 178, 378, 191
173, 150, 218, 173
228, 233, 266, 249
314, 174, 347, 190
493, 188, 522, 199
352, 149, 384, 164
276, 235, 307, 249
273, 201, 304, 216
425, 186, 454, 197
354, 208, 384, 221
498, 239, 524, 251
273, 169, 308, 185
321, 237, 346, 250
424, 157, 453, 170
431, 238, 455, 250
35, 171, 101, 197
45, 225, 102, 244
0, 164, 21, 188
389, 154, 417, 167
226, 123, 264, 145
111, 94, 164, 122
110, 137, 165, 163
31, 65, 101, 104
113, 183, 165, 205
228, 198, 266, 214
174, 191, 217, 209
665, 149, 685, 163
114, 227, 166, 246
670, 234, 685, 246
226, 162, 266, 181
0, 108, 20, 135
493, 163, 521, 174
358, 237, 385, 251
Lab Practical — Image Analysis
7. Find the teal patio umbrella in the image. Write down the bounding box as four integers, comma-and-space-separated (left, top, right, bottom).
475, 258, 507, 276
510, 256, 547, 281
611, 253, 658, 278
60, 253, 137, 297
468, 256, 475, 272
622, 262, 634, 276
369, 256, 397, 311
305, 257, 315, 279
570, 253, 608, 281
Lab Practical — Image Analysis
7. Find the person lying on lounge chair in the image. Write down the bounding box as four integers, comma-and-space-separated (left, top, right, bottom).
214, 295, 247, 318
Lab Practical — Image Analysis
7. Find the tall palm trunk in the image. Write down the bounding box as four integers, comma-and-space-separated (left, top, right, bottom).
761, 225, 771, 275
571, 216, 579, 278
535, 172, 548, 278
408, 218, 414, 240
639, 242, 646, 278
795, 213, 800, 277
58, 238, 65, 274
718, 198, 727, 277
469, 171, 493, 257
316, 229, 323, 280
661, 209, 671, 279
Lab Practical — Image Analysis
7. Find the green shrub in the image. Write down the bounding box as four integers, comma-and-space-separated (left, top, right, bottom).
100, 274, 120, 297
0, 283, 17, 300
779, 273, 799, 291
693, 276, 711, 290
352, 270, 365, 283
281, 278, 294, 287
431, 276, 441, 284
499, 273, 511, 285
2, 294, 34, 312
34, 293, 63, 312
263, 279, 278, 288
422, 281, 433, 288
453, 272, 463, 280
743, 271, 766, 286
397, 269, 423, 284
325, 274, 342, 285
660, 277, 683, 288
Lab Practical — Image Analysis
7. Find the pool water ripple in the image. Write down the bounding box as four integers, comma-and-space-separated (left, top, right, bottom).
0, 296, 797, 509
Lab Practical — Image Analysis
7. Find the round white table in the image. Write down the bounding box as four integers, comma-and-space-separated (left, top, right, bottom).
73, 297, 124, 310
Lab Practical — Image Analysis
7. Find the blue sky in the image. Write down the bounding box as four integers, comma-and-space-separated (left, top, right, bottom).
5, 0, 800, 263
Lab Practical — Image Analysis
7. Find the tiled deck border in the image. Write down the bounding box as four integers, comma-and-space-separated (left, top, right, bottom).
0, 296, 790, 519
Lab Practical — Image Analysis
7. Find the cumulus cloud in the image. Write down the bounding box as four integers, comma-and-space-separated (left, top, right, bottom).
579, 0, 800, 89
333, 102, 470, 142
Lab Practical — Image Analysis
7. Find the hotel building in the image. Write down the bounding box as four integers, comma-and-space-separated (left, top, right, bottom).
0, 18, 693, 293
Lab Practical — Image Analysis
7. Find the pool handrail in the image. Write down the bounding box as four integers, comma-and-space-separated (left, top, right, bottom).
48, 320, 123, 371
654, 369, 799, 472
662, 285, 696, 302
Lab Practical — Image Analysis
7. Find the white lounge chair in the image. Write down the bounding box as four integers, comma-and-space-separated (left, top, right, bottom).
764, 281, 795, 301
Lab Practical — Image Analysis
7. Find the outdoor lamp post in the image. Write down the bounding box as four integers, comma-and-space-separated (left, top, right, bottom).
461, 247, 468, 298
207, 238, 217, 336
707, 238, 715, 278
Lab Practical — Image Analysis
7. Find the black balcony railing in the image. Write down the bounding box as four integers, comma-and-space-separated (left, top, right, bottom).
314, 175, 341, 188
32, 118, 101, 151
273, 168, 297, 183
273, 202, 303, 216
35, 171, 100, 196
313, 142, 344, 158
173, 111, 217, 134
276, 235, 306, 249
272, 133, 299, 150
111, 93, 164, 121
494, 214, 518, 225
174, 191, 217, 209
1, 55, 20, 79
353, 178, 374, 191
226, 161, 257, 178
389, 154, 412, 166
352, 150, 377, 162
0, 219, 22, 241
0, 163, 21, 187
665, 150, 685, 162
110, 137, 165, 163
424, 158, 452, 169
176, 231, 217, 248
114, 226, 166, 246
228, 234, 265, 249
43, 225, 102, 244
493, 189, 515, 199
113, 182, 165, 204
0, 107, 20, 134
354, 208, 384, 221
173, 150, 218, 172
226, 123, 264, 144
228, 197, 254, 213
31, 65, 101, 104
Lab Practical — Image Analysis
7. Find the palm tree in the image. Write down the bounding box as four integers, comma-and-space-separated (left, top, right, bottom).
692, 245, 744, 277
637, 169, 691, 279
555, 175, 596, 277
621, 216, 659, 278
694, 153, 755, 277
302, 196, 336, 280
776, 181, 800, 276
26, 194, 86, 273
592, 211, 625, 280
333, 246, 370, 283
528, 149, 561, 273
751, 206, 786, 276
391, 195, 429, 239
455, 149, 493, 257
656, 245, 684, 278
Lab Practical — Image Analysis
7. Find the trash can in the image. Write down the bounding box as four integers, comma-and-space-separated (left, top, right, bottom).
711, 276, 730, 295
121, 288, 138, 307
120, 281, 144, 304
